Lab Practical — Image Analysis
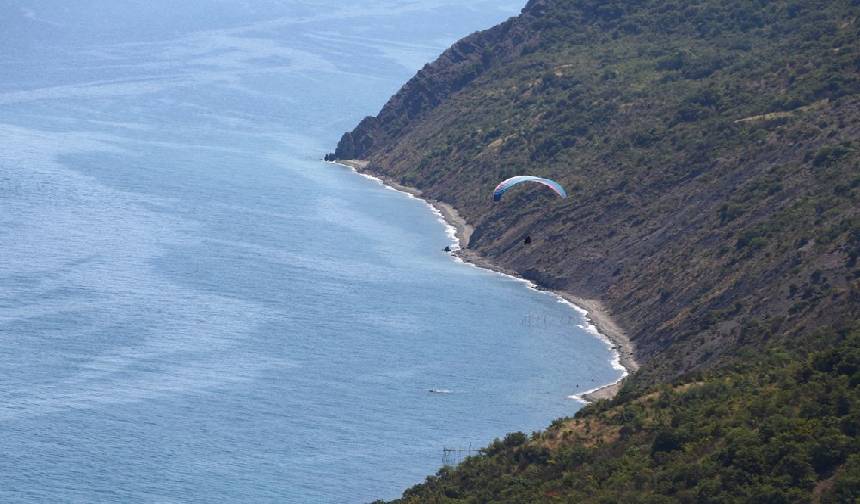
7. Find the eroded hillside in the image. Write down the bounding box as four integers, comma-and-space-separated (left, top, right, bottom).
331, 1, 860, 500
331, 0, 860, 382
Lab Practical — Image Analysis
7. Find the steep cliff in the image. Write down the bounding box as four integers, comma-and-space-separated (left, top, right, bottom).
332, 0, 860, 501
332, 0, 860, 383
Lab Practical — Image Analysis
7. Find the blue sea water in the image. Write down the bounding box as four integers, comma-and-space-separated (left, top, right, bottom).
0, 2, 623, 502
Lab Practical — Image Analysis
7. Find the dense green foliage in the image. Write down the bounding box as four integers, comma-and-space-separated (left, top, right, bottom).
385, 327, 860, 503
334, 0, 860, 501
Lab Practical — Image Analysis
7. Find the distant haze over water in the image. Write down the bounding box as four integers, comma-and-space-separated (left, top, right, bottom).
0, 2, 621, 502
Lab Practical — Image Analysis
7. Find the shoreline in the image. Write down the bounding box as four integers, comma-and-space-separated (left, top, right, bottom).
329, 159, 638, 402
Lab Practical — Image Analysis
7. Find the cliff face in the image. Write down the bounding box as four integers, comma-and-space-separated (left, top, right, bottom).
330, 2, 542, 161
331, 0, 860, 383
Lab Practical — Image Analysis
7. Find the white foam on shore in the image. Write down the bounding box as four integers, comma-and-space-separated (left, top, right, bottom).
329, 161, 461, 251
426, 204, 461, 251
327, 159, 628, 403
567, 382, 612, 404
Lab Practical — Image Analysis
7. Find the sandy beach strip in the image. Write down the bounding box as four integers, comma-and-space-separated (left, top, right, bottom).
330, 159, 637, 402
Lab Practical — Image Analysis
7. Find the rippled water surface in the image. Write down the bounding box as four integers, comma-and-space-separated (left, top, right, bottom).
0, 2, 622, 502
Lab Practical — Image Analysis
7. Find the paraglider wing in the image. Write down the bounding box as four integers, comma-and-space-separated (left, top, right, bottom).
492, 176, 567, 201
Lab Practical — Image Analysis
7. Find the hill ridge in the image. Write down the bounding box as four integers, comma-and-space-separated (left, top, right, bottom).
331, 0, 860, 500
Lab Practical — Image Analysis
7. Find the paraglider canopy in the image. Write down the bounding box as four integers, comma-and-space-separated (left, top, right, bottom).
492, 176, 567, 201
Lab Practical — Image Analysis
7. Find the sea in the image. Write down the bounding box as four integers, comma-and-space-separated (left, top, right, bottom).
0, 1, 623, 502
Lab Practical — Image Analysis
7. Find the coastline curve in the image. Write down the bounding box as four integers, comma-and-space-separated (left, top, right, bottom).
327, 159, 638, 403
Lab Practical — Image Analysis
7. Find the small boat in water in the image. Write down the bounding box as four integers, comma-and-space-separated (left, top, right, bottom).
429, 388, 452, 394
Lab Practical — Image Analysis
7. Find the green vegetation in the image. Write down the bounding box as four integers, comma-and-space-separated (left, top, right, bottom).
388, 327, 860, 503
334, 0, 860, 500
334, 0, 860, 384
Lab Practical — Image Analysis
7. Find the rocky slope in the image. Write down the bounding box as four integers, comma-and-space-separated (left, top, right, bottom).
330, 0, 860, 501
331, 0, 860, 385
